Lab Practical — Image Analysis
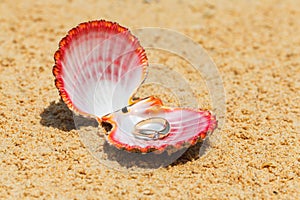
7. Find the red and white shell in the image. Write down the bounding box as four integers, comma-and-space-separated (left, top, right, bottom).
53, 20, 217, 153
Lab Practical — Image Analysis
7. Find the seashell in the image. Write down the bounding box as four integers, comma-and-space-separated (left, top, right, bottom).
53, 20, 217, 153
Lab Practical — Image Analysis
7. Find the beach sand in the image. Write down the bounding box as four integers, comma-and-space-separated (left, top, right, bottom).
0, 0, 299, 199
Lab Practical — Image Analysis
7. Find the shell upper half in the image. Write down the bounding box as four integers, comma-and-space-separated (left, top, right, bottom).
53, 20, 147, 117
53, 20, 217, 153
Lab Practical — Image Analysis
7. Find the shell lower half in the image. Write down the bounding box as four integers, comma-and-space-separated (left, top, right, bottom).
53, 20, 148, 118
100, 96, 217, 153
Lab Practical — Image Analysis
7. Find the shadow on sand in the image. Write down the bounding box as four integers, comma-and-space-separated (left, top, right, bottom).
100, 140, 208, 170
40, 100, 98, 131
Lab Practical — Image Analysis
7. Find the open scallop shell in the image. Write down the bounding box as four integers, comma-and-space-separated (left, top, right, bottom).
53, 20, 217, 153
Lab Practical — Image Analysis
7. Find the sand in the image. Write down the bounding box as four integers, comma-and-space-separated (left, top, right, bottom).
0, 0, 299, 199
